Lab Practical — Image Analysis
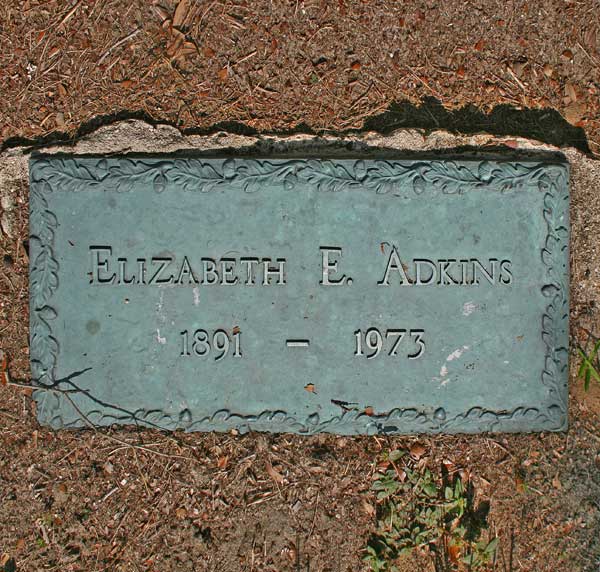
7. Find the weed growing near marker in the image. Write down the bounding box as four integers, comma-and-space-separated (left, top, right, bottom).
578, 339, 600, 391
364, 449, 497, 572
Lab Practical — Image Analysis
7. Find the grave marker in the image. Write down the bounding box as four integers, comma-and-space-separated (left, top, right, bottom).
29, 155, 569, 434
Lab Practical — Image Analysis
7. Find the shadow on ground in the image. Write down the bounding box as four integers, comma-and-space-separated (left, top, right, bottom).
1, 96, 591, 156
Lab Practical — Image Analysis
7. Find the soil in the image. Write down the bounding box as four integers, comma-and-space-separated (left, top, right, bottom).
0, 1, 598, 156
1, 2, 600, 572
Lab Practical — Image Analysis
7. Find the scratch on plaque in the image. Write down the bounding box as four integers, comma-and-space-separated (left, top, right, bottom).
192, 287, 200, 306
439, 346, 470, 384
155, 290, 168, 329
446, 346, 469, 361
156, 290, 167, 321
462, 301, 477, 316
156, 329, 166, 344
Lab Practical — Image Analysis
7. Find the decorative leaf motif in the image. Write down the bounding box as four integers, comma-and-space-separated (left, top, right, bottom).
363, 161, 415, 194
29, 186, 57, 243
537, 164, 569, 425
30, 246, 59, 308
298, 160, 364, 192
169, 159, 229, 192
424, 162, 481, 194
232, 160, 297, 193
34, 390, 62, 426
37, 305, 57, 321
106, 160, 167, 192
29, 177, 61, 388
489, 162, 541, 189
32, 158, 101, 192
30, 312, 58, 383
477, 161, 494, 182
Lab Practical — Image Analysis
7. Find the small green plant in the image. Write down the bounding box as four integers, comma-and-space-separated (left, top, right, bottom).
364, 449, 497, 572
578, 339, 600, 391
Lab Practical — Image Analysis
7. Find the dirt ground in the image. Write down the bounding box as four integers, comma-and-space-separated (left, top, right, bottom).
1, 1, 600, 572
0, 0, 599, 156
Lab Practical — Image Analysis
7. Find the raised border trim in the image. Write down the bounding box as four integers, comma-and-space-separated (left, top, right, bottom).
29, 156, 569, 434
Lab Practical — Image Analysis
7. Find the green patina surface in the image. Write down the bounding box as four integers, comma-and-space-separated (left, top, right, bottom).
28, 155, 569, 434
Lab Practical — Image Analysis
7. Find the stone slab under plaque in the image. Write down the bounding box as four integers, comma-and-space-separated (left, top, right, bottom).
29, 155, 569, 434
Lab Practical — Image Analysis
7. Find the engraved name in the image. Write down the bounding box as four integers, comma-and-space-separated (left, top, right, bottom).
88, 245, 512, 287
89, 246, 286, 286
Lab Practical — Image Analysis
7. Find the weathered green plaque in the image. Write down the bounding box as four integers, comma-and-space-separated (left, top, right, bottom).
29, 155, 569, 434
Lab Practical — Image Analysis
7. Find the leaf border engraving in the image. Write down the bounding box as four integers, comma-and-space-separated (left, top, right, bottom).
29, 156, 569, 434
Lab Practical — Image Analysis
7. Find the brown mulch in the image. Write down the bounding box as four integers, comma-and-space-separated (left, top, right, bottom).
0, 392, 599, 571
0, 1, 598, 155
1, 1, 600, 571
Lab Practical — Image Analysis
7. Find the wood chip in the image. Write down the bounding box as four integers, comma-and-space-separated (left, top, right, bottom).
448, 543, 461, 563
0, 350, 9, 385
442, 458, 455, 470
173, 0, 190, 29
153, 5, 170, 22
409, 443, 426, 459
511, 60, 526, 76
361, 498, 375, 516
565, 102, 586, 125
181, 42, 197, 57
584, 28, 597, 50
562, 48, 574, 60
265, 462, 285, 484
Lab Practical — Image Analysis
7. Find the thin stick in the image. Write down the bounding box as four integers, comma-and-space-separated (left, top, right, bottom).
62, 391, 192, 460
57, 0, 83, 28
97, 28, 141, 65
14, 381, 194, 461
308, 490, 320, 538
